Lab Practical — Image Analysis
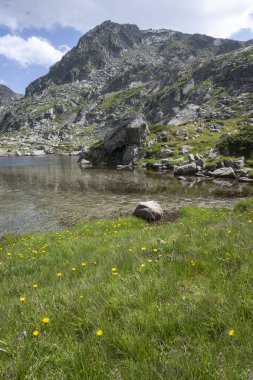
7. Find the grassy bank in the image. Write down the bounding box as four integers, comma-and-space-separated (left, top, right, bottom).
1, 200, 253, 379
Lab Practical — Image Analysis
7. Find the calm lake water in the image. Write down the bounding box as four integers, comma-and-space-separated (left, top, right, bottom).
0, 155, 253, 237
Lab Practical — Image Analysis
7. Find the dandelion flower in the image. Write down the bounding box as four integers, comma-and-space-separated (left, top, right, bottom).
128, 248, 132, 252
80, 295, 84, 299
19, 296, 26, 302
57, 272, 62, 277
152, 248, 158, 252
33, 284, 38, 289
141, 247, 146, 251
94, 261, 97, 265
112, 268, 117, 272
32, 330, 39, 337
148, 259, 153, 263
229, 329, 235, 336
82, 262, 87, 267
72, 267, 76, 271
112, 272, 119, 276
42, 317, 49, 324
140, 264, 145, 268
96, 329, 103, 336
190, 260, 195, 266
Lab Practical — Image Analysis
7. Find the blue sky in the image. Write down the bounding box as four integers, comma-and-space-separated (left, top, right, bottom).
0, 0, 253, 94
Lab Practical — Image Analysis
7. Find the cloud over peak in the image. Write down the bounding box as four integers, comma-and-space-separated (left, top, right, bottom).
0, 35, 69, 67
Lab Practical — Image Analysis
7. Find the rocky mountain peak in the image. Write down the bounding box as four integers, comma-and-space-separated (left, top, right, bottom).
83, 20, 142, 50
0, 85, 22, 106
26, 21, 142, 96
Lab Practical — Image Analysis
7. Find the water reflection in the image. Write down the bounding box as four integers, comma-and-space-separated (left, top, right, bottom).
0, 155, 252, 237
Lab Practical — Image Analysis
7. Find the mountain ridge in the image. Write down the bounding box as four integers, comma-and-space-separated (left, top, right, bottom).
0, 20, 253, 171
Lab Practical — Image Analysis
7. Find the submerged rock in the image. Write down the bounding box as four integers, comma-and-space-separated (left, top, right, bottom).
133, 201, 163, 222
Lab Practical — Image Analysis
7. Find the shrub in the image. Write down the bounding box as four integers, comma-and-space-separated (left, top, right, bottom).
217, 124, 253, 158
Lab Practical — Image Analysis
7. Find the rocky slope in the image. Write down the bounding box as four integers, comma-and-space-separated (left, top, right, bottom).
0, 20, 253, 171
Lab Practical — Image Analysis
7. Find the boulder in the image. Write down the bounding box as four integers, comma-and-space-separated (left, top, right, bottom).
168, 104, 199, 126
180, 145, 192, 155
78, 158, 91, 167
122, 144, 142, 165
133, 201, 163, 221
104, 115, 149, 154
156, 149, 173, 159
212, 167, 236, 179
29, 149, 46, 156
174, 162, 198, 176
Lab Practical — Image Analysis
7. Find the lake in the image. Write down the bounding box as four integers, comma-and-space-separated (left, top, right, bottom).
0, 155, 253, 237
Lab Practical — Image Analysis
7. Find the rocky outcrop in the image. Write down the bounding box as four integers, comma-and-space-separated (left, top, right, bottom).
133, 201, 163, 221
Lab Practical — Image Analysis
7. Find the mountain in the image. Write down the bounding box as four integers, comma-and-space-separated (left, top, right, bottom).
0, 20, 253, 170
0, 84, 22, 106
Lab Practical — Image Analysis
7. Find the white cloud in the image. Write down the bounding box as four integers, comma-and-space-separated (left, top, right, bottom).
0, 35, 69, 67
0, 0, 253, 38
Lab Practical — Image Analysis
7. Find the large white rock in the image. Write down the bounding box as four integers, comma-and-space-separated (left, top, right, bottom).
133, 201, 163, 222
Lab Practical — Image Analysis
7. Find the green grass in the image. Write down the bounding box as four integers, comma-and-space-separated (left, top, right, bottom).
1, 203, 253, 379
102, 85, 145, 110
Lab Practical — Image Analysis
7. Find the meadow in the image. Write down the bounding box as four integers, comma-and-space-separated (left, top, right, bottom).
0, 199, 253, 379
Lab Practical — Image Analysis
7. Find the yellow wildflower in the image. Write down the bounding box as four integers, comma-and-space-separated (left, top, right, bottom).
19, 296, 26, 302
96, 329, 103, 336
33, 284, 38, 289
72, 267, 76, 271
148, 259, 153, 263
42, 317, 49, 324
141, 247, 146, 251
112, 268, 117, 272
32, 330, 39, 337
140, 264, 145, 268
152, 248, 157, 252
57, 272, 62, 277
82, 262, 87, 267
229, 329, 235, 336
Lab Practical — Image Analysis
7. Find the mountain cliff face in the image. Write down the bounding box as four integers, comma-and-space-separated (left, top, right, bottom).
0, 21, 253, 165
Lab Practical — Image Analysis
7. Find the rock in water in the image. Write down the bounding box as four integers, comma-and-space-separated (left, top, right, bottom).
133, 201, 163, 221
174, 162, 198, 176
212, 167, 236, 179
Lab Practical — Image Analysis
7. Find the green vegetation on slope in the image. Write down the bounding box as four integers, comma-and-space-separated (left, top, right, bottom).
0, 200, 253, 379
218, 124, 253, 158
